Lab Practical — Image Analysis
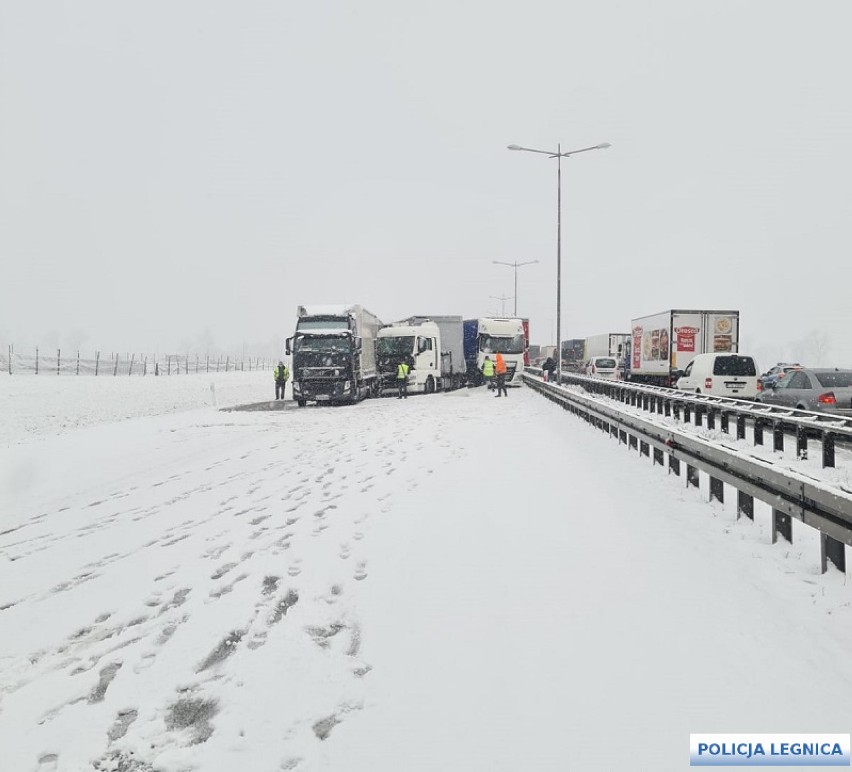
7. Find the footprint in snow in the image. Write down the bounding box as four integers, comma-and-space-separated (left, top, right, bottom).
354, 562, 368, 581
288, 559, 302, 577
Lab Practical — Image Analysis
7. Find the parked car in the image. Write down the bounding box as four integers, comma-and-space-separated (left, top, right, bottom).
585, 356, 619, 380
754, 368, 852, 416
759, 362, 802, 389
673, 353, 760, 398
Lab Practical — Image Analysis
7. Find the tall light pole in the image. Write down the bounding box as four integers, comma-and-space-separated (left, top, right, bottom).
507, 141, 610, 383
489, 294, 513, 316
493, 259, 539, 316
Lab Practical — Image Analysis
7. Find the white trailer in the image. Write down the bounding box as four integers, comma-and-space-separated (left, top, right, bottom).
584, 333, 630, 360
625, 309, 740, 386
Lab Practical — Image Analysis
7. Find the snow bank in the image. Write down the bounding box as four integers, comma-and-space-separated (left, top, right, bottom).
0, 371, 275, 447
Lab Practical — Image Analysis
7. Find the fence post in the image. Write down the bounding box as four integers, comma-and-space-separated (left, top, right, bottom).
35, 346, 39, 374
113, 354, 119, 376
185, 354, 189, 375
57, 348, 61, 375
129, 354, 135, 376
167, 355, 171, 376
143, 356, 148, 376
8, 344, 12, 375
196, 355, 199, 374
226, 356, 230, 372
76, 350, 80, 375
95, 351, 100, 376
206, 355, 210, 373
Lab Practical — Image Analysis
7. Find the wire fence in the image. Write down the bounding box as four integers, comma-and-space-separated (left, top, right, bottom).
1, 346, 275, 376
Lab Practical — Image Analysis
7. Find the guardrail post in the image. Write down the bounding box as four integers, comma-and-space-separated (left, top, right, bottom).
796, 427, 808, 460
640, 441, 650, 457
706, 409, 716, 431
820, 534, 846, 574
772, 509, 792, 544
664, 399, 671, 417
773, 423, 784, 453
753, 420, 764, 446
720, 412, 729, 433
737, 491, 754, 520
710, 477, 724, 503
683, 403, 691, 423
686, 465, 699, 488
672, 401, 680, 420
694, 405, 703, 427
822, 433, 835, 468
736, 415, 746, 440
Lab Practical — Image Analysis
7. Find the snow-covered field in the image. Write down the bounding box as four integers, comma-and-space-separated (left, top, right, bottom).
1, 380, 851, 771
0, 372, 277, 447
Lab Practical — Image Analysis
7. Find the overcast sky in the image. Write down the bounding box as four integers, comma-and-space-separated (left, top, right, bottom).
2, 1, 851, 364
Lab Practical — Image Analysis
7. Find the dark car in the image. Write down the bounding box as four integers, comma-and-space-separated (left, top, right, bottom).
754, 368, 852, 416
759, 363, 802, 389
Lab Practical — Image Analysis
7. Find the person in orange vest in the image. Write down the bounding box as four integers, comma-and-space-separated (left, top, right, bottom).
494, 352, 508, 397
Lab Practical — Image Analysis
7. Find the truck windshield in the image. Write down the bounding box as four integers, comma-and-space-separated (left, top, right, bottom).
297, 319, 349, 331
293, 335, 351, 368
377, 336, 415, 356
480, 335, 524, 355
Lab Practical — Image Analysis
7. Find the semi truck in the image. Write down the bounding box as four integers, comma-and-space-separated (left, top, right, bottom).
622, 309, 740, 386
286, 304, 383, 406
464, 317, 528, 386
376, 315, 466, 395
561, 339, 586, 372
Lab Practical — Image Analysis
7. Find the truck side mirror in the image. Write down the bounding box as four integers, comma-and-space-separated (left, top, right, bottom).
285, 338, 292, 355
353, 336, 362, 351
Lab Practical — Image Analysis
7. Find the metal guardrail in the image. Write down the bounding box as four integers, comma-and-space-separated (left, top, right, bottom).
530, 368, 852, 469
524, 372, 852, 574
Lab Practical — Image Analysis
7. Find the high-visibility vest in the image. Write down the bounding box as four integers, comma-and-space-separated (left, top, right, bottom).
274, 366, 289, 382
495, 354, 507, 374
396, 363, 410, 380
482, 359, 495, 377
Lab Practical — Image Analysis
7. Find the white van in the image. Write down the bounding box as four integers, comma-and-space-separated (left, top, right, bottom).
585, 356, 619, 380
674, 353, 760, 398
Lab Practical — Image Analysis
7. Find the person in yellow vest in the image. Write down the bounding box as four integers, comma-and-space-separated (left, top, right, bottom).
396, 359, 410, 399
481, 355, 495, 390
274, 360, 289, 400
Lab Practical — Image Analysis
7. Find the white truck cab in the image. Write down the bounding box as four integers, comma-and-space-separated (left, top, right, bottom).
476, 317, 526, 386
377, 321, 442, 394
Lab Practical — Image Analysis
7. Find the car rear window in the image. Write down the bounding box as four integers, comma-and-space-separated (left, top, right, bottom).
594, 358, 616, 369
815, 372, 852, 388
712, 356, 756, 376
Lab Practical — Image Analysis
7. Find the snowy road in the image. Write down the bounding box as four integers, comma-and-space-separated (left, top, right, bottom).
2, 383, 851, 771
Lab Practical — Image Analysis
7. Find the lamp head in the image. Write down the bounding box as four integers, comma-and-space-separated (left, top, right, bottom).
507, 144, 523, 151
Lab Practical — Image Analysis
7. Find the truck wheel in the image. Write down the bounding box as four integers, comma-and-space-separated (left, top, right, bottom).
297, 399, 306, 407
426, 375, 435, 394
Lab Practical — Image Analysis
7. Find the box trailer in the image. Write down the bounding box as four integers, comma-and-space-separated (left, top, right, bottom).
623, 309, 740, 386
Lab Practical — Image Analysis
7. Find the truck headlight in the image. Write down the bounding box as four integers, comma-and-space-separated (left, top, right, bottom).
343, 381, 351, 390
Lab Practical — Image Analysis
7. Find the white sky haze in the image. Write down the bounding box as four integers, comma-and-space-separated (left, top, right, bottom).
2, 1, 851, 363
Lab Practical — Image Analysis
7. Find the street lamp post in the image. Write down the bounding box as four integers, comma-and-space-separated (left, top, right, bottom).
489, 294, 513, 317
507, 141, 610, 383
492, 259, 539, 317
